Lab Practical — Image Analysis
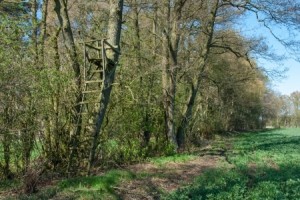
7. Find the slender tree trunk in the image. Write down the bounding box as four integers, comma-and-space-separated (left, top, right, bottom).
2, 107, 13, 179
54, 0, 81, 79
53, 0, 82, 173
88, 0, 124, 174
3, 133, 12, 179
31, 0, 38, 65
131, 0, 152, 146
38, 0, 48, 66
21, 98, 36, 172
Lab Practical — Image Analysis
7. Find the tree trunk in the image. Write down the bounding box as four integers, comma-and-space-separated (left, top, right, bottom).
38, 0, 48, 66
176, 83, 197, 149
31, 0, 38, 65
54, 0, 80, 77
53, 0, 82, 173
88, 0, 124, 174
161, 0, 186, 150
131, 0, 153, 147
2, 107, 13, 179
176, 0, 219, 148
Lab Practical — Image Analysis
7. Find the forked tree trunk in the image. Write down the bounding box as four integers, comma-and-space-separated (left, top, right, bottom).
176, 0, 218, 149
161, 0, 186, 150
88, 0, 124, 174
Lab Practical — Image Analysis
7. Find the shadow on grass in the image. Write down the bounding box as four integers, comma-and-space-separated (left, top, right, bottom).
233, 128, 300, 150
165, 163, 300, 200
165, 128, 300, 200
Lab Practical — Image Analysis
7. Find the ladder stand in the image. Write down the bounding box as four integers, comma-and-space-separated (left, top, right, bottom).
78, 39, 108, 135
70, 39, 120, 172
77, 38, 120, 135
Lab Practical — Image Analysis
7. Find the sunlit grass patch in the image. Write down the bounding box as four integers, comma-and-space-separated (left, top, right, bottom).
57, 170, 134, 199
150, 154, 197, 166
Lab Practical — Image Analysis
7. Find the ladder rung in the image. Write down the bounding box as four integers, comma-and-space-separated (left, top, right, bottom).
85, 80, 103, 84
89, 58, 102, 61
85, 43, 101, 51
75, 124, 96, 127
90, 70, 103, 73
80, 112, 89, 115
82, 90, 101, 94
78, 101, 100, 105
89, 58, 103, 65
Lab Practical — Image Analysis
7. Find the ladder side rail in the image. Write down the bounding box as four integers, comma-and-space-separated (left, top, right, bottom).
97, 40, 101, 60
84, 43, 87, 82
101, 39, 106, 81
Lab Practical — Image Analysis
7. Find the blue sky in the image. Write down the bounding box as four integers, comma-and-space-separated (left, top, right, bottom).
236, 12, 300, 96
274, 59, 300, 95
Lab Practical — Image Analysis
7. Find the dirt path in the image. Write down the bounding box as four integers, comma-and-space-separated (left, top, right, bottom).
115, 155, 227, 200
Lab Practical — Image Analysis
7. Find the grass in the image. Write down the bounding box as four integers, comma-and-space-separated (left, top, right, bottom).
1, 170, 135, 200
165, 128, 300, 199
3, 128, 300, 199
57, 170, 135, 199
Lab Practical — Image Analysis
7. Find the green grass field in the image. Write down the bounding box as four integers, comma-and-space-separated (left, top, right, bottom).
166, 128, 300, 199
2, 128, 300, 199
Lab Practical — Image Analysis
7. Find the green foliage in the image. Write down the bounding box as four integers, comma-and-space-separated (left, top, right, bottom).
164, 128, 300, 199
101, 139, 147, 165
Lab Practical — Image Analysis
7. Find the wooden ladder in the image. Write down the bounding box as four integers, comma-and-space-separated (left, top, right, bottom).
76, 39, 108, 138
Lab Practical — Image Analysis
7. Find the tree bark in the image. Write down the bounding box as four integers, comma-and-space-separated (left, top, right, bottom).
161, 0, 186, 150
31, 0, 38, 65
38, 0, 48, 66
88, 0, 124, 174
176, 0, 218, 149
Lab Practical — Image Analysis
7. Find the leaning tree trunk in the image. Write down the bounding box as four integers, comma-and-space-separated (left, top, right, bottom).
88, 0, 124, 174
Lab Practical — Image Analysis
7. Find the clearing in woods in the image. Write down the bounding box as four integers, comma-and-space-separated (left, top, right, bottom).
1, 128, 300, 199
